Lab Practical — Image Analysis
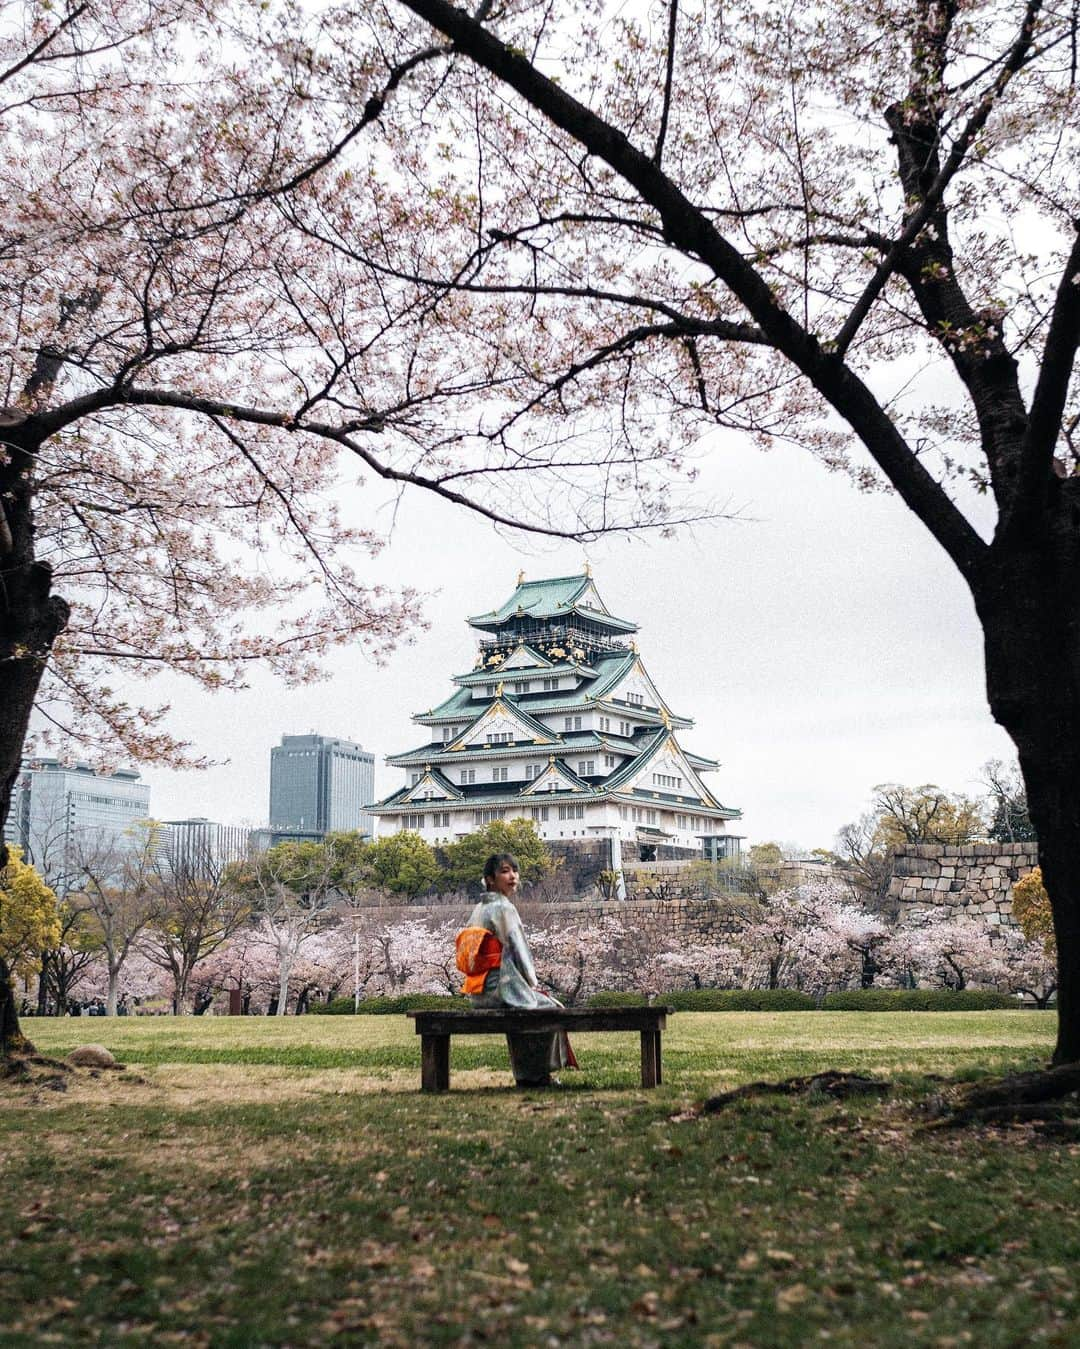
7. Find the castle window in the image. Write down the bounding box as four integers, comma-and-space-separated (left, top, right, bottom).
604, 755, 616, 768
626, 692, 643, 707
513, 680, 532, 694
563, 716, 582, 732
557, 803, 584, 820
492, 766, 508, 782
472, 807, 506, 825
460, 769, 476, 785
577, 760, 595, 777
530, 806, 550, 822
542, 677, 560, 691
403, 813, 426, 830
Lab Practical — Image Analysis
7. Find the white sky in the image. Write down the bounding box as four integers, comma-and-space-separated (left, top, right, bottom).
134, 425, 1016, 851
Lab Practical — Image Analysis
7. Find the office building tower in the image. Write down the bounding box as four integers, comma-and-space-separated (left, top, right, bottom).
3, 758, 151, 891
268, 734, 375, 842
159, 817, 253, 877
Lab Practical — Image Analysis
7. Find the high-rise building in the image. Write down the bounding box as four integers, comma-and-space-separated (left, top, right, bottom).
3, 758, 152, 891
158, 817, 253, 877
268, 734, 375, 842
369, 570, 742, 863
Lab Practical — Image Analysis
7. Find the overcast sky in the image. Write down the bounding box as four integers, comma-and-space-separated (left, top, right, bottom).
129, 422, 1015, 852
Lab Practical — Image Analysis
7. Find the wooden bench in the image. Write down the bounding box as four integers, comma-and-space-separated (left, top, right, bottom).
407, 1006, 670, 1092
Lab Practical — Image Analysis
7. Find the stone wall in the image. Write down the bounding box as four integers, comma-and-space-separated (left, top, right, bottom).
340, 844, 1038, 947
346, 893, 748, 945
888, 842, 1037, 931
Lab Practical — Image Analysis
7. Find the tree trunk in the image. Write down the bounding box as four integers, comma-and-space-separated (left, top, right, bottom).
276, 960, 292, 1015
978, 518, 1080, 1066
0, 425, 71, 1059
106, 964, 120, 1017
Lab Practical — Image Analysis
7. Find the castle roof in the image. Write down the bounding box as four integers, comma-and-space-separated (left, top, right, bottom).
467, 573, 638, 634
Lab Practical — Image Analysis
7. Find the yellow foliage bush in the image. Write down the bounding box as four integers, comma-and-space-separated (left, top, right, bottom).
1012, 867, 1055, 953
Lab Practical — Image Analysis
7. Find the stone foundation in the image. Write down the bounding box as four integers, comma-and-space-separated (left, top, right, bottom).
887, 842, 1037, 931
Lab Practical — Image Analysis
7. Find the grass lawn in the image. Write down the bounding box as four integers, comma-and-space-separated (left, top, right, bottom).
2, 1011, 1077, 1347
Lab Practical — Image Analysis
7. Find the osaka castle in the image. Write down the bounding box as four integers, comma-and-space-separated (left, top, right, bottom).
370, 570, 742, 864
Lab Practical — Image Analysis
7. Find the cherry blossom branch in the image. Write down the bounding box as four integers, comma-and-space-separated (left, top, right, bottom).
30, 385, 708, 539
652, 0, 679, 167
1013, 225, 1080, 528
832, 0, 1044, 360
391, 0, 989, 583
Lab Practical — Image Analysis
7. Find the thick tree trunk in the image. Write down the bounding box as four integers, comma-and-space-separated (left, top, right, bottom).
1, 425, 70, 1059
978, 510, 1080, 1066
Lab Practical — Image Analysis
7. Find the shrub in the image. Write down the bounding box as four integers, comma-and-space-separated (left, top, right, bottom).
821, 988, 1017, 1012
309, 994, 459, 1015
586, 989, 815, 1011
586, 991, 650, 1008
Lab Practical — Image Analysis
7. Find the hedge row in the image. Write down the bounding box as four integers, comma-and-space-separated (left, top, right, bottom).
587, 989, 816, 1011
820, 988, 1018, 1011
310, 988, 1025, 1015
591, 988, 1023, 1011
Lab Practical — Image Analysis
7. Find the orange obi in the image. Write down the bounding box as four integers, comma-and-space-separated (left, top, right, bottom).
455, 926, 503, 995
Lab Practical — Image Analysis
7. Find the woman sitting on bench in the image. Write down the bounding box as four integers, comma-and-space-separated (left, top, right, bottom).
457, 852, 572, 1088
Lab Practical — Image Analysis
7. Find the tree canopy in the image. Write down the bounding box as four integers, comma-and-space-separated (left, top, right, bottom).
0, 847, 60, 980
439, 818, 553, 894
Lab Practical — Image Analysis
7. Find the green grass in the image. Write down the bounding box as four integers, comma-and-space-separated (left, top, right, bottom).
2, 1012, 1076, 1347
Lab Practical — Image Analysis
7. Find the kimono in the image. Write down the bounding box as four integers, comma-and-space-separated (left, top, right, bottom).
463, 894, 569, 1086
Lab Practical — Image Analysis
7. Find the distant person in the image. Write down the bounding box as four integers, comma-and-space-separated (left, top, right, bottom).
457, 852, 573, 1088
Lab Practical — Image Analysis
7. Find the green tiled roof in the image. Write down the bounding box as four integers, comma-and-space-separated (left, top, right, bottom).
685, 751, 720, 771
388, 729, 642, 767
453, 660, 598, 688
468, 574, 637, 633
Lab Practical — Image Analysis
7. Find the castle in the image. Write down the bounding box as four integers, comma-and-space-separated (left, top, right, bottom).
370, 571, 741, 870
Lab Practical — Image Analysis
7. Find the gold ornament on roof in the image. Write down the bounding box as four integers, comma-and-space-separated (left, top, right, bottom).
661, 709, 672, 730
584, 560, 592, 576
495, 681, 504, 697
517, 569, 525, 584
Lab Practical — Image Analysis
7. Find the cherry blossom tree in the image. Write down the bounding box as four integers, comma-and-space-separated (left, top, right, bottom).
188, 928, 280, 1015
526, 914, 630, 1003
996, 930, 1058, 1008
735, 895, 809, 991
139, 849, 251, 1013
67, 825, 165, 1015
799, 887, 892, 991
881, 910, 1007, 990
70, 948, 169, 1010
361, 918, 460, 996
0, 0, 699, 1056
376, 0, 1080, 1064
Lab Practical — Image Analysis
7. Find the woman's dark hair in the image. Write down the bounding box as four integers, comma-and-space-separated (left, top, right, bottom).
483, 852, 519, 888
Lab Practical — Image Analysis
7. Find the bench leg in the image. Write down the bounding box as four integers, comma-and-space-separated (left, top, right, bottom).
421, 1034, 450, 1092
640, 1028, 662, 1088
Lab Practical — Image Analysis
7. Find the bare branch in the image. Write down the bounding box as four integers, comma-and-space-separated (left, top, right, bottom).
652, 0, 678, 167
